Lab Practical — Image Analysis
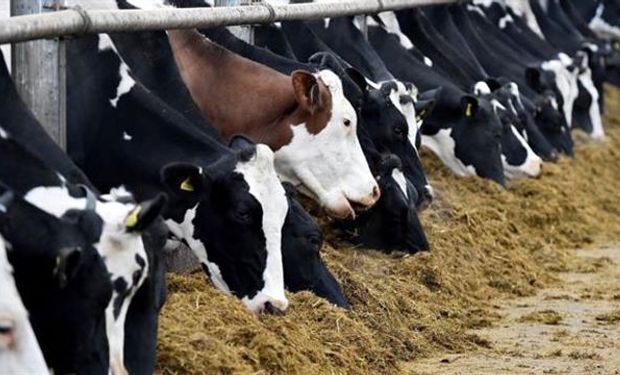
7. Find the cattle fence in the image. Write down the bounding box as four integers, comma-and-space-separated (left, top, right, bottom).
3, 0, 456, 149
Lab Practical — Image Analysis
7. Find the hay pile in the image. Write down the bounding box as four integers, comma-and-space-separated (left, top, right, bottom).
156, 85, 620, 374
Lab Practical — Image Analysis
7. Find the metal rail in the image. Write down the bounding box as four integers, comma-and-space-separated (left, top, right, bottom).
0, 0, 455, 44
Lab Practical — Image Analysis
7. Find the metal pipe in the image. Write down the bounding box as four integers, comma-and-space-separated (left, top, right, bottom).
0, 0, 456, 44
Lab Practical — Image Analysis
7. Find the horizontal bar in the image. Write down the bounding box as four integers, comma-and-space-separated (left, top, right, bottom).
0, 0, 455, 44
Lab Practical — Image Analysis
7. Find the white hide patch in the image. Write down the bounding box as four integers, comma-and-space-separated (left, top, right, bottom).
384, 80, 421, 152
422, 130, 477, 177
275, 70, 377, 217
391, 168, 408, 200
499, 14, 514, 29
542, 59, 577, 126
165, 207, 232, 294
97, 34, 136, 108
373, 12, 415, 50
578, 70, 605, 140
0, 236, 49, 375
589, 4, 620, 40
234, 145, 288, 313
122, 132, 132, 141
0, 127, 7, 139
23, 185, 148, 375
503, 126, 543, 179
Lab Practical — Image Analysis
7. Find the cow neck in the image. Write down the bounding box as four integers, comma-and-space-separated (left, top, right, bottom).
167, 29, 308, 150
318, 17, 394, 83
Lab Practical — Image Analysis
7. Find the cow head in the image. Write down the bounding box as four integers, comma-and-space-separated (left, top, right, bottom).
0, 184, 112, 374
475, 82, 543, 179
361, 80, 434, 209
162, 140, 289, 314
5, 137, 165, 374
339, 154, 429, 253
276, 69, 380, 219
281, 183, 348, 308
0, 189, 49, 375
532, 92, 575, 156
422, 94, 506, 186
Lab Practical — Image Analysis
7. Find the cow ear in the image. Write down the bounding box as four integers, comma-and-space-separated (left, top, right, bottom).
125, 193, 167, 232
291, 70, 322, 113
525, 67, 542, 91
161, 163, 211, 202
345, 68, 368, 93
414, 98, 436, 122
460, 95, 479, 118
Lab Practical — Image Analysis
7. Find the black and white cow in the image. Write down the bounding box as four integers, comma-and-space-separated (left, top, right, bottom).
67, 33, 290, 314
0, 49, 170, 374
572, 0, 620, 41
102, 4, 349, 306
0, 179, 111, 374
0, 190, 48, 374
365, 21, 507, 185
382, 9, 544, 177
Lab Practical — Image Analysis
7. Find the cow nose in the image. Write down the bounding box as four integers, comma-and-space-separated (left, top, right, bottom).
0, 316, 15, 349
547, 149, 560, 162
371, 185, 381, 201
263, 302, 285, 316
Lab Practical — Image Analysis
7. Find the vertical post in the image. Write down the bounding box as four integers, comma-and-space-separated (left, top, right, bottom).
11, 0, 66, 150
215, 0, 254, 44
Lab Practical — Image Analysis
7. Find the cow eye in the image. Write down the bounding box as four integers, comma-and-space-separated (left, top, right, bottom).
307, 234, 322, 250
343, 119, 352, 127
394, 127, 405, 137
235, 208, 253, 223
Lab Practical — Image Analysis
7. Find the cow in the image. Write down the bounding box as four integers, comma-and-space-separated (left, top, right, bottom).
0, 177, 112, 374
67, 33, 291, 314
0, 50, 172, 375
99, 2, 350, 306
443, 4, 576, 155
371, 10, 543, 178
364, 20, 507, 185
0, 190, 48, 375
419, 4, 559, 162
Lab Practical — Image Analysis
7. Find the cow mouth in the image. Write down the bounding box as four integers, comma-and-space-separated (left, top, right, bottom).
350, 200, 372, 213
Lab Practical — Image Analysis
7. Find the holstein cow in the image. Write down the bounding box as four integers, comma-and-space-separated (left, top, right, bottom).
0, 52, 170, 375
107, 1, 349, 305
359, 11, 543, 178
365, 21, 507, 185
526, 0, 605, 139
418, 5, 560, 162
0, 178, 111, 374
0, 125, 166, 375
0, 190, 48, 375
67, 34, 291, 314
444, 4, 576, 155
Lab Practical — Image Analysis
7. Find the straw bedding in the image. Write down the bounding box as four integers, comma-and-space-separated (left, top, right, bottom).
155, 85, 620, 374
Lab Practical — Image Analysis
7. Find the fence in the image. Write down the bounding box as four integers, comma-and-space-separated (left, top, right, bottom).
3, 0, 456, 148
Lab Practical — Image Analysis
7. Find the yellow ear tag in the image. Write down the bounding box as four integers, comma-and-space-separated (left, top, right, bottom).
125, 206, 142, 229
180, 177, 194, 192
416, 109, 426, 122
465, 103, 473, 118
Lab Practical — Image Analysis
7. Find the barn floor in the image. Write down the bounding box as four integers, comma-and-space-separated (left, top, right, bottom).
155, 85, 620, 375
401, 245, 620, 374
